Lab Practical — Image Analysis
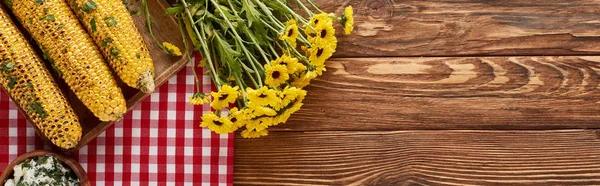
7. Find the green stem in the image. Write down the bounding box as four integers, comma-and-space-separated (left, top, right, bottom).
210, 0, 264, 87
142, 0, 165, 51
272, 0, 309, 25
178, 15, 201, 92
305, 0, 325, 13
268, 44, 280, 59
233, 72, 248, 103
292, 0, 313, 16
181, 0, 222, 90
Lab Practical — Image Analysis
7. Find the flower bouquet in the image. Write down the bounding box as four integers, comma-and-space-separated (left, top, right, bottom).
164, 0, 354, 138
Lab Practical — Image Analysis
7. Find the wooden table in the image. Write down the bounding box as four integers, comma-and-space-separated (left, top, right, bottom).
234, 1, 600, 185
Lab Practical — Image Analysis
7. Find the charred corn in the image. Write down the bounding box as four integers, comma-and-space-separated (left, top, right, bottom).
7, 0, 127, 122
0, 7, 81, 149
69, 0, 155, 93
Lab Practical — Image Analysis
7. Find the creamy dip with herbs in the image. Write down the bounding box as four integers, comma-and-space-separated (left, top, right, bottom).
3, 155, 79, 186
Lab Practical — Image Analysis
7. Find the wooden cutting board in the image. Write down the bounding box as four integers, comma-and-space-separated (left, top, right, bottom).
4, 0, 189, 151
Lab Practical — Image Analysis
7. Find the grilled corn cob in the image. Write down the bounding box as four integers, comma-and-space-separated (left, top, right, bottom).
7, 0, 127, 122
68, 0, 155, 93
0, 7, 81, 149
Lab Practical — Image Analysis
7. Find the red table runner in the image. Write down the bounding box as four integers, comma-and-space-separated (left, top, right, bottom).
0, 53, 233, 185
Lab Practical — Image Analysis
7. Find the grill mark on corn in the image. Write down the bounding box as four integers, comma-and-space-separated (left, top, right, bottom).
9, 0, 127, 122
0, 7, 81, 149
69, 0, 155, 93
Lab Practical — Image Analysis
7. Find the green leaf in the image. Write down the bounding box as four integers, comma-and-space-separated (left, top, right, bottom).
242, 0, 260, 27
164, 5, 184, 16
90, 18, 97, 34
35, 0, 43, 5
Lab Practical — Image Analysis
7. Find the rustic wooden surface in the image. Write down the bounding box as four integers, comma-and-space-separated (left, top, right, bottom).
235, 0, 600, 185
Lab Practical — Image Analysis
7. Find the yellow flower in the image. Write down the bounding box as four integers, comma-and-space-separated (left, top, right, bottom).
162, 42, 182, 56
310, 21, 337, 48
189, 93, 210, 105
247, 86, 279, 107
245, 117, 272, 131
308, 44, 334, 67
241, 128, 268, 138
279, 19, 299, 47
291, 70, 318, 88
341, 6, 354, 35
210, 85, 240, 110
245, 102, 278, 119
314, 64, 326, 76
264, 64, 290, 87
274, 89, 307, 124
228, 107, 248, 131
271, 54, 306, 74
200, 112, 234, 134
306, 13, 332, 34
278, 86, 301, 109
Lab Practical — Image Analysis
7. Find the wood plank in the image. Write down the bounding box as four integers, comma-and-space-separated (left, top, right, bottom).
312, 0, 600, 57
279, 56, 600, 131
235, 130, 600, 185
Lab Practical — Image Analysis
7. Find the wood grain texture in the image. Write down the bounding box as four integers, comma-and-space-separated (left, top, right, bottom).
235, 130, 600, 185
273, 56, 600, 131
313, 0, 600, 57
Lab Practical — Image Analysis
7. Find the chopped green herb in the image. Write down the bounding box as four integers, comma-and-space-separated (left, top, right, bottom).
104, 16, 117, 27
35, 0, 43, 5
102, 38, 112, 47
27, 82, 34, 89
7, 76, 16, 89
82, 0, 98, 13
129, 9, 139, 15
90, 18, 97, 34
58, 23, 64, 28
40, 14, 55, 21
136, 54, 141, 59
27, 18, 32, 24
3, 0, 12, 8
5, 61, 14, 69
110, 47, 120, 59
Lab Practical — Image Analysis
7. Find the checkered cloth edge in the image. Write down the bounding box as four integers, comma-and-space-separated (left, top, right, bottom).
0, 52, 234, 185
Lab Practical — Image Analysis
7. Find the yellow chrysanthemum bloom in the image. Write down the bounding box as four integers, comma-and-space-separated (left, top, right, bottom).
201, 112, 234, 134
241, 128, 269, 138
275, 88, 307, 124
310, 21, 337, 48
306, 13, 332, 34
279, 19, 299, 47
245, 117, 272, 131
315, 64, 327, 76
308, 44, 335, 67
228, 107, 248, 131
278, 86, 301, 109
264, 64, 290, 87
246, 102, 278, 118
189, 93, 210, 105
210, 85, 240, 110
291, 70, 318, 88
342, 6, 355, 35
162, 42, 182, 56
247, 86, 279, 107
271, 54, 306, 74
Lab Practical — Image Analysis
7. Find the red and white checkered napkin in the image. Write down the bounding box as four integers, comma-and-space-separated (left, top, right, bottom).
0, 53, 233, 185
